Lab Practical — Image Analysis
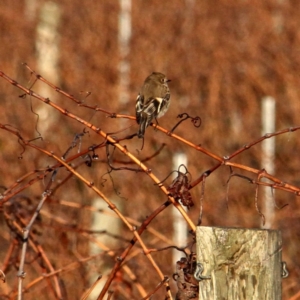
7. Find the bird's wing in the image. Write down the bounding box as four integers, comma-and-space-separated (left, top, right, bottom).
135, 94, 144, 124
142, 98, 159, 117
144, 92, 170, 114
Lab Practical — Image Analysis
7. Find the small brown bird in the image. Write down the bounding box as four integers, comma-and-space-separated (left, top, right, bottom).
135, 72, 171, 138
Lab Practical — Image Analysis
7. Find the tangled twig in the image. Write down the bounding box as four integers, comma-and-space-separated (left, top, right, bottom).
170, 113, 202, 133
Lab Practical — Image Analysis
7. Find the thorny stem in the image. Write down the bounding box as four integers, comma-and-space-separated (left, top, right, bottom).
1, 68, 300, 299
17, 189, 62, 300
15, 139, 176, 299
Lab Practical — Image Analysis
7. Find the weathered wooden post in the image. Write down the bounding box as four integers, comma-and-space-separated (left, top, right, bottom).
196, 226, 283, 300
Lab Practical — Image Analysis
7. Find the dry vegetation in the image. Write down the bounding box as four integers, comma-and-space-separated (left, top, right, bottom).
0, 1, 300, 299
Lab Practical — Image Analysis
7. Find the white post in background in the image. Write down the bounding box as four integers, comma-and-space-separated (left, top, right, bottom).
261, 96, 276, 228
172, 153, 188, 267
36, 1, 61, 134
87, 4, 131, 296
89, 198, 121, 298
118, 0, 131, 105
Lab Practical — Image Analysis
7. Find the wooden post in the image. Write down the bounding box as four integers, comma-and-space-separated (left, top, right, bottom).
196, 226, 282, 300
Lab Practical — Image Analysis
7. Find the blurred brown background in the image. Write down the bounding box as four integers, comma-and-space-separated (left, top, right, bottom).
0, 0, 300, 299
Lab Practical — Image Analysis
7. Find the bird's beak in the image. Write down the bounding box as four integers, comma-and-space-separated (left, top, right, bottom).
166, 79, 171, 82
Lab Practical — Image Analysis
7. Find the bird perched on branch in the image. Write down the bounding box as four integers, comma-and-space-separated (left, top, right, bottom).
135, 72, 171, 138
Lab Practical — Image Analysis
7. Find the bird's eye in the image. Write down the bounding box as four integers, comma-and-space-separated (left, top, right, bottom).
161, 79, 165, 83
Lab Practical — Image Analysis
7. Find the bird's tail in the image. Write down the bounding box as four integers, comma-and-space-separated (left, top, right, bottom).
138, 119, 147, 138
